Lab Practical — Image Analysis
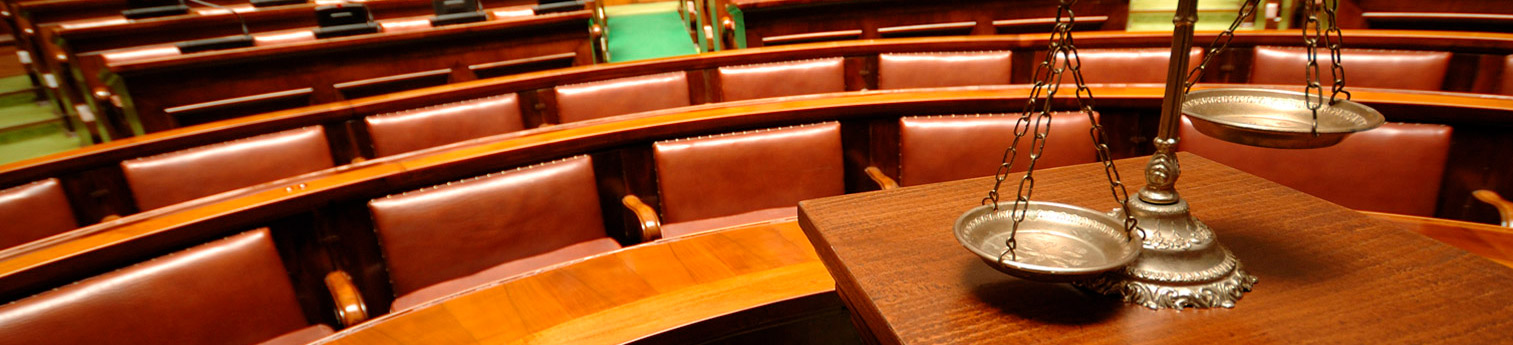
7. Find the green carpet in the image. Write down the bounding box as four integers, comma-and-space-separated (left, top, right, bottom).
605, 3, 700, 63
0, 74, 81, 165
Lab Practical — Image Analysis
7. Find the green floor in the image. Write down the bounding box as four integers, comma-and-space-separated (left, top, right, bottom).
0, 75, 80, 165
605, 2, 700, 63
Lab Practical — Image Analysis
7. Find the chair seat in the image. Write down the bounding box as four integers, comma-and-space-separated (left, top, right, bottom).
257, 325, 334, 345
661, 207, 797, 238
391, 237, 622, 310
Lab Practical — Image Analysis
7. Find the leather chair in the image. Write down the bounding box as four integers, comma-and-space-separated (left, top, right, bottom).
369, 155, 622, 310
877, 51, 1012, 89
364, 94, 525, 157
718, 58, 845, 101
121, 126, 333, 211
1051, 47, 1203, 84
0, 229, 338, 345
1250, 46, 1452, 91
0, 178, 78, 249
1177, 117, 1452, 216
554, 72, 690, 123
1474, 190, 1512, 227
647, 122, 844, 238
881, 113, 1098, 187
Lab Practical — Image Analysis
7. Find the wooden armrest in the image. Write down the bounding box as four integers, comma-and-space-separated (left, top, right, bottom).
623, 194, 663, 242
1473, 190, 1513, 227
325, 271, 369, 327
864, 166, 899, 190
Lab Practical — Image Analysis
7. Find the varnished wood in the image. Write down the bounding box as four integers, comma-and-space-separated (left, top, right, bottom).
311, 219, 836, 345
797, 153, 1513, 344
325, 270, 370, 328
1364, 210, 1513, 267
622, 194, 663, 241
1472, 190, 1513, 227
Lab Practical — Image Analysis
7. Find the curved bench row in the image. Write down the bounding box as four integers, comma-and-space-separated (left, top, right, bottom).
4, 31, 1512, 238
0, 88, 1508, 344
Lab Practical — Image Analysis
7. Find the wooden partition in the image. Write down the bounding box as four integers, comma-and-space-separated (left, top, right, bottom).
32, 0, 550, 142
713, 0, 1128, 49
87, 7, 595, 137
3, 31, 1512, 238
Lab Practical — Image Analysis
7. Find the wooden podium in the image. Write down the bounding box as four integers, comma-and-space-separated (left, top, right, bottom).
797, 153, 1513, 344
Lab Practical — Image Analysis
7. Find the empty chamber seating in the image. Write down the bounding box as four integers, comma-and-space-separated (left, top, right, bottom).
364, 94, 525, 157
1250, 46, 1452, 91
1052, 47, 1204, 84
877, 51, 1012, 89
1178, 117, 1452, 216
717, 58, 846, 101
0, 229, 333, 345
554, 72, 691, 123
0, 178, 78, 249
369, 155, 621, 310
120, 126, 334, 211
653, 122, 845, 238
895, 113, 1098, 187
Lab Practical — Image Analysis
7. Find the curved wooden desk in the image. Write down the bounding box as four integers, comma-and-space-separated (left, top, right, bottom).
312, 219, 838, 345
1, 87, 1510, 303
1365, 211, 1513, 267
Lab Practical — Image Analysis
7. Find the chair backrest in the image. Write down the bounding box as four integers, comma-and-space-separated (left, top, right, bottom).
0, 229, 320, 345
0, 178, 77, 249
653, 122, 845, 223
877, 51, 1012, 89
364, 94, 525, 157
898, 113, 1098, 187
1054, 47, 1203, 84
554, 72, 690, 123
369, 155, 608, 296
1250, 46, 1451, 91
1500, 55, 1513, 95
1178, 117, 1452, 216
121, 126, 334, 211
718, 58, 846, 101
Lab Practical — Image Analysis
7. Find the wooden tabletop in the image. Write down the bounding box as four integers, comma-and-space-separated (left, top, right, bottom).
313, 219, 835, 345
797, 153, 1513, 344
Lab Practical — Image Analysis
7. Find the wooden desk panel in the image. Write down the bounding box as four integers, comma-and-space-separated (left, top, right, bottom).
798, 153, 1513, 344
312, 219, 836, 345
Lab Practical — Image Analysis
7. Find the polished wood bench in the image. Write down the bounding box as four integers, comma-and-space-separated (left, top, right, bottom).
86, 4, 594, 136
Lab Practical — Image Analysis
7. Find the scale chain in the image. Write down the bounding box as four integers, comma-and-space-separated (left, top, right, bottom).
1303, 0, 1325, 136
1183, 0, 1260, 93
986, 0, 1141, 263
1322, 0, 1350, 102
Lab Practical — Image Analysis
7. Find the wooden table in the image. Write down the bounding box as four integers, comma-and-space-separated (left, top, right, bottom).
797, 153, 1513, 344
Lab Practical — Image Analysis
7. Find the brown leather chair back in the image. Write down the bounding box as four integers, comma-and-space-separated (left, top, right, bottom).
369, 155, 609, 296
1178, 117, 1452, 216
1052, 48, 1204, 84
0, 178, 77, 249
1250, 46, 1451, 91
654, 122, 845, 223
1500, 55, 1513, 95
718, 58, 846, 101
365, 95, 525, 157
554, 72, 690, 123
877, 51, 1012, 89
0, 229, 330, 345
898, 113, 1098, 186
121, 126, 334, 211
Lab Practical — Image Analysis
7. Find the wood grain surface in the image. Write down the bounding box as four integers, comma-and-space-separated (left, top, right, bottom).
312, 219, 836, 345
798, 153, 1513, 344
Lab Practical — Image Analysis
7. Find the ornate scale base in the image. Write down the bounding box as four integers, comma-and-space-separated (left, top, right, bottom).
1077, 196, 1258, 309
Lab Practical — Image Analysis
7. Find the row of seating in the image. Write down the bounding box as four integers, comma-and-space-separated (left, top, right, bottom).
0, 86, 1483, 344
0, 41, 1493, 250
